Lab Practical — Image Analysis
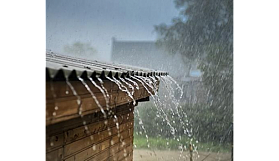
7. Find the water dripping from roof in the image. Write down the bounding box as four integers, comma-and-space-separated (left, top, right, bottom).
120, 77, 135, 96
125, 77, 140, 90
88, 77, 109, 110
132, 75, 177, 139
77, 76, 107, 119
65, 78, 82, 115
66, 78, 94, 142
97, 78, 110, 102
90, 77, 124, 139
105, 76, 136, 106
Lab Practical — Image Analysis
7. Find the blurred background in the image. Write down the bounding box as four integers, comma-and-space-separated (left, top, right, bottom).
47, 0, 233, 160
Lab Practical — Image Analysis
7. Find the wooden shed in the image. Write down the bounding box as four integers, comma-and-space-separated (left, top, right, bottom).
46, 53, 167, 161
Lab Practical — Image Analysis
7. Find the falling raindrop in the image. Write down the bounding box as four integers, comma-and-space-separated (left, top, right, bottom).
92, 144, 96, 151
78, 77, 107, 118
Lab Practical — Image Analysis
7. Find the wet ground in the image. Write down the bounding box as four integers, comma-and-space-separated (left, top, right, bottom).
133, 149, 231, 161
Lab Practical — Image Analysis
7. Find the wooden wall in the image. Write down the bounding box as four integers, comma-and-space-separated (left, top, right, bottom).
46, 78, 157, 160
46, 103, 134, 161
46, 79, 155, 125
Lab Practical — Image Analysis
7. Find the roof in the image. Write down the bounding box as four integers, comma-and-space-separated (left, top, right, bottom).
46, 51, 168, 81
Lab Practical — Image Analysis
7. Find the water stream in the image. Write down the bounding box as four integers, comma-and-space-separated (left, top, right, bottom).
78, 77, 107, 118
105, 76, 136, 105
119, 77, 135, 96
125, 77, 140, 90
65, 78, 95, 140
65, 78, 82, 116
88, 77, 109, 111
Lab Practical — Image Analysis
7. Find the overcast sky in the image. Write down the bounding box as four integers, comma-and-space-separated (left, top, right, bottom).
46, 0, 179, 61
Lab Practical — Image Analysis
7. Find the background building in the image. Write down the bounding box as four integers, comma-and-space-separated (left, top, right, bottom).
111, 38, 207, 104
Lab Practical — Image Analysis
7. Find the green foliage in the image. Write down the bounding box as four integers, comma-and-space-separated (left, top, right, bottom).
64, 41, 97, 56
199, 44, 233, 119
154, 0, 233, 143
135, 103, 233, 144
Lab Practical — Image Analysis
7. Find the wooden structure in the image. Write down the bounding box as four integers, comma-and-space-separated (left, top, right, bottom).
46, 53, 167, 161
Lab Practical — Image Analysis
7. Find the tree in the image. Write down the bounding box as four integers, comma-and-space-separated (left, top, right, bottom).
64, 42, 97, 56
155, 0, 233, 142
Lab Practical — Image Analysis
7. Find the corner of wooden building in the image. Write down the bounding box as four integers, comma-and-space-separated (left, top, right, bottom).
46, 79, 154, 161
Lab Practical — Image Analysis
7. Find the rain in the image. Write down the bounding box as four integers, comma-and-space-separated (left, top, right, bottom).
46, 0, 233, 160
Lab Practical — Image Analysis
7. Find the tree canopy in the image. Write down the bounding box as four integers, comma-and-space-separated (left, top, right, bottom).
155, 0, 233, 142
64, 42, 97, 56
156, 0, 232, 59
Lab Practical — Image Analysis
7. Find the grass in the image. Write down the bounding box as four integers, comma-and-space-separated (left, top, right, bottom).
133, 135, 231, 153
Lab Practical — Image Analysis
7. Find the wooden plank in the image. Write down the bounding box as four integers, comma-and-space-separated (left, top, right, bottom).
46, 76, 152, 125
46, 133, 64, 153
64, 133, 96, 157
109, 145, 133, 161
46, 103, 133, 136
64, 126, 133, 157
46, 80, 115, 99
46, 95, 107, 125
120, 154, 133, 161
110, 143, 120, 156
66, 125, 133, 161
64, 120, 109, 145
46, 89, 139, 125
110, 130, 134, 157
63, 113, 134, 145
46, 148, 63, 161
70, 143, 100, 161
64, 156, 75, 161
86, 149, 110, 161
46, 78, 155, 100
119, 146, 133, 161
46, 101, 136, 161
47, 113, 93, 136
